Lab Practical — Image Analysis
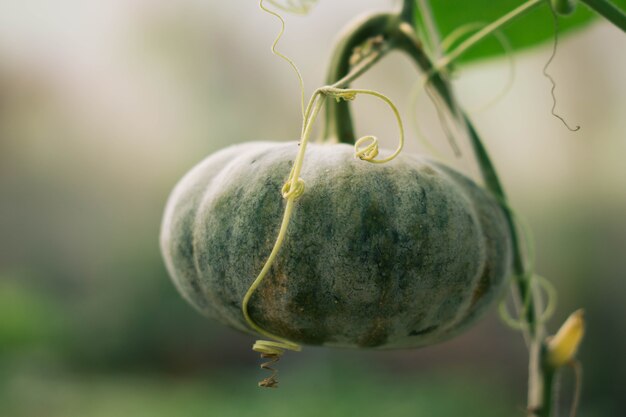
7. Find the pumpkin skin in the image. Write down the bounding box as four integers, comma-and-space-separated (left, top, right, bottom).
160, 141, 512, 349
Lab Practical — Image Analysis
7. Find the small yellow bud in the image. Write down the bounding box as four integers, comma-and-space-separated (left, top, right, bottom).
546, 309, 585, 368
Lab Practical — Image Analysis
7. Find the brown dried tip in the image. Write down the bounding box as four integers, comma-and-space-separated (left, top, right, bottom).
258, 353, 280, 388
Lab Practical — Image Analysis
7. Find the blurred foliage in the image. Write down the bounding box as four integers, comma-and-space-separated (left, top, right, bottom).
0, 277, 67, 353
423, 0, 626, 62
0, 363, 516, 417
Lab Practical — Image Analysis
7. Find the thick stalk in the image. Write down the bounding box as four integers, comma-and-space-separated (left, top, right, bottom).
536, 358, 557, 417
415, 0, 443, 58
321, 0, 451, 144
400, 0, 416, 25
323, 14, 394, 143
581, 0, 626, 32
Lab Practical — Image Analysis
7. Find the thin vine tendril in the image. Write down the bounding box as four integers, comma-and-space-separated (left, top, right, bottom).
409, 73, 449, 161
499, 273, 557, 331
425, 83, 462, 157
260, 0, 306, 119
545, 3, 581, 132
569, 360, 583, 417
320, 87, 405, 163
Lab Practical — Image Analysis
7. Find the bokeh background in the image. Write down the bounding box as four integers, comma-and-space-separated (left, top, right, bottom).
1, 1, 625, 416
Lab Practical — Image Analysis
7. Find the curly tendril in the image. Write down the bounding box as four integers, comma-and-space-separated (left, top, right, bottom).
354, 136, 380, 160
499, 273, 558, 331
320, 86, 405, 163
281, 177, 305, 199
241, 183, 304, 387
497, 205, 557, 332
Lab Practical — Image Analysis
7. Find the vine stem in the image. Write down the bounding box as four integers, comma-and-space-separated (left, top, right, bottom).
323, 13, 393, 143
400, 0, 416, 26
415, 0, 443, 58
580, 0, 626, 32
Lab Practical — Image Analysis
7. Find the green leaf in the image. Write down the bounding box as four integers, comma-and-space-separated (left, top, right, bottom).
418, 0, 626, 62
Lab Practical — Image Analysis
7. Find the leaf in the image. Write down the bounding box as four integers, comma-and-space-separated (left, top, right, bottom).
418, 0, 626, 62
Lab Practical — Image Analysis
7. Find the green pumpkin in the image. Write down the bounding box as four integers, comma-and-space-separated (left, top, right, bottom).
160, 141, 512, 349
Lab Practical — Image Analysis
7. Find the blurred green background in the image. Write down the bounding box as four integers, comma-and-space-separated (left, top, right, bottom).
1, 1, 625, 416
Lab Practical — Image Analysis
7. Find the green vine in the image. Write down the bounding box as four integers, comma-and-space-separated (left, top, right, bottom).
322, 13, 394, 144
580, 0, 626, 31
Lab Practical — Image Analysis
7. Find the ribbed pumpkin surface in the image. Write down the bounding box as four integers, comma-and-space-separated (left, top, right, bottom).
160, 142, 512, 348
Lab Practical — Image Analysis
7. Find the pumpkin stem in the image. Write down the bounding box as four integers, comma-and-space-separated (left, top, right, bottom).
322, 13, 395, 144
